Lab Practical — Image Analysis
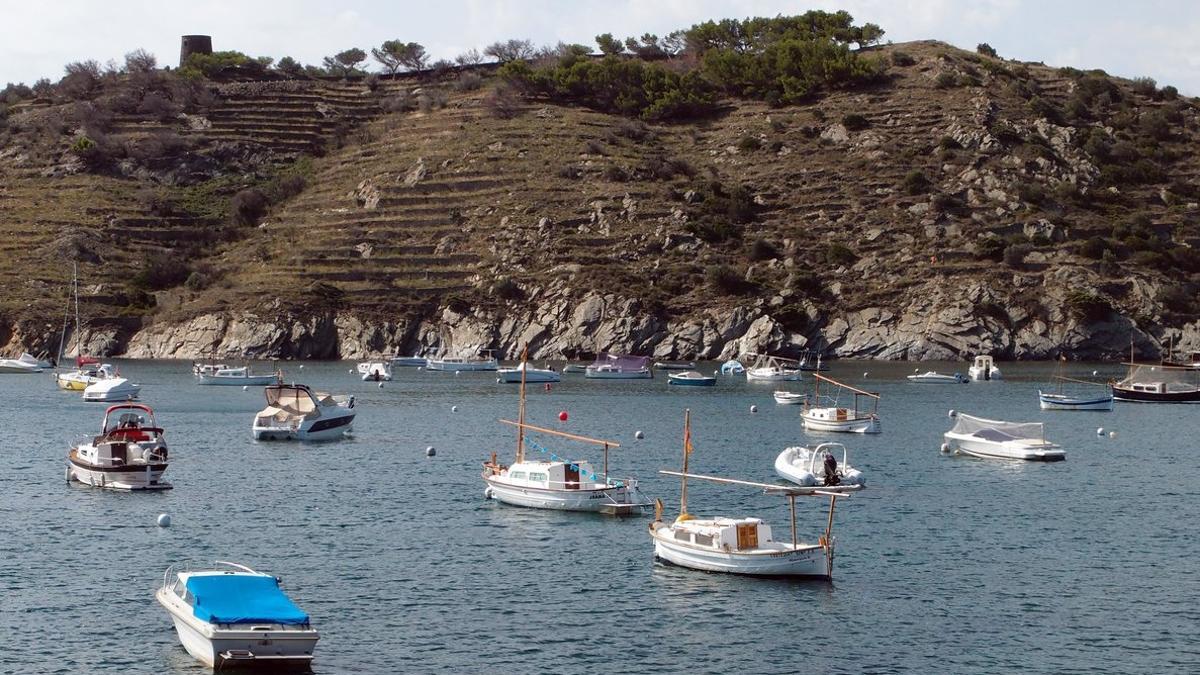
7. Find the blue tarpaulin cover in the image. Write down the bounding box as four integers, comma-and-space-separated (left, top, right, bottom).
186, 574, 310, 625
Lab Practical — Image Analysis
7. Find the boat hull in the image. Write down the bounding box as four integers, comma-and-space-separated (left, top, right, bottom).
253, 414, 355, 442
68, 458, 170, 490
156, 589, 318, 669
483, 475, 649, 512
497, 369, 560, 383
649, 525, 831, 577
944, 432, 1065, 461
1112, 387, 1200, 403
197, 375, 279, 386
584, 369, 653, 379
426, 360, 498, 371
746, 369, 801, 382
667, 376, 715, 386
1038, 392, 1114, 411
801, 413, 881, 434
391, 357, 427, 367
55, 373, 94, 390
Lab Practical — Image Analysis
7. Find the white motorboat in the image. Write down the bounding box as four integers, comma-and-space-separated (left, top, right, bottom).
81, 365, 140, 402
0, 352, 46, 373
157, 561, 319, 670
391, 354, 428, 367
773, 391, 808, 405
561, 363, 587, 374
720, 359, 745, 375
426, 350, 499, 371
585, 354, 653, 379
192, 362, 229, 377
497, 362, 560, 383
800, 374, 881, 434
744, 354, 801, 381
908, 370, 968, 384
667, 371, 716, 387
359, 362, 392, 381
943, 412, 1065, 461
968, 355, 1003, 381
67, 403, 170, 490
252, 384, 355, 441
197, 365, 281, 386
774, 443, 865, 489
648, 410, 849, 578
483, 348, 650, 514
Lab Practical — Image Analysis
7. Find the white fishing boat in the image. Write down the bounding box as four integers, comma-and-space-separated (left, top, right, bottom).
654, 361, 696, 371
0, 352, 46, 373
391, 354, 428, 367
800, 374, 881, 434
483, 348, 650, 514
648, 410, 849, 578
197, 365, 281, 386
942, 412, 1065, 461
67, 403, 170, 490
358, 362, 392, 381
773, 391, 808, 405
497, 362, 560, 383
81, 365, 140, 402
1038, 360, 1113, 410
744, 354, 801, 382
252, 384, 355, 441
585, 354, 653, 379
968, 355, 1002, 381
426, 350, 499, 371
667, 371, 716, 387
157, 561, 319, 670
720, 359, 745, 375
907, 370, 968, 384
774, 443, 866, 489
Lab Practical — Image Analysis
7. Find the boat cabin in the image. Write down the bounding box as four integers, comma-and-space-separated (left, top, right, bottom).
99, 404, 162, 442
670, 517, 774, 552
502, 460, 602, 489
805, 407, 856, 422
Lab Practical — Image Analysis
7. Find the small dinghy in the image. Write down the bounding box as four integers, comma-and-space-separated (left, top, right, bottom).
719, 359, 745, 375
774, 443, 865, 489
908, 370, 968, 384
745, 354, 801, 381
942, 412, 1064, 461
668, 371, 716, 387
157, 561, 319, 670
197, 365, 281, 386
1039, 367, 1113, 410
359, 361, 392, 382
773, 391, 808, 405
67, 403, 170, 490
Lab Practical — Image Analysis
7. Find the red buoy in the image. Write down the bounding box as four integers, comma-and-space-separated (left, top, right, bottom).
544, 383, 552, 392
558, 411, 568, 422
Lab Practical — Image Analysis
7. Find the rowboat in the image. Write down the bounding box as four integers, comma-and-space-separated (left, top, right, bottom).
667, 371, 716, 387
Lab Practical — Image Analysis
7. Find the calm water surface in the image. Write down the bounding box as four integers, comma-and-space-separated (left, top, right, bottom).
1, 360, 1198, 674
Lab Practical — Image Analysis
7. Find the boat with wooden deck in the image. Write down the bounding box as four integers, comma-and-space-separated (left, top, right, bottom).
648, 411, 849, 578
801, 374, 881, 434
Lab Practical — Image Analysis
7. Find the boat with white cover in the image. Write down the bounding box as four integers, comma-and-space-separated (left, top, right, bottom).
497, 362, 560, 383
197, 365, 281, 386
157, 561, 319, 670
483, 349, 650, 514
773, 391, 808, 405
908, 370, 968, 384
67, 403, 170, 490
648, 410, 849, 577
82, 365, 140, 402
801, 374, 881, 434
1112, 357, 1200, 403
0, 352, 46, 373
943, 412, 1065, 461
252, 384, 355, 441
744, 354, 801, 382
426, 350, 499, 371
968, 355, 1002, 381
391, 354, 427, 367
720, 359, 745, 375
358, 362, 392, 381
774, 443, 865, 489
667, 371, 715, 387
585, 354, 653, 379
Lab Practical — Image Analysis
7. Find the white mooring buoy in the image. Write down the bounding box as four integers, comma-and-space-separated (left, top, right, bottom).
377, 381, 384, 389
426, 446, 436, 457
1097, 427, 1105, 436
156, 513, 171, 528
634, 430, 644, 440
948, 409, 957, 418
1108, 431, 1117, 439
451, 405, 459, 413
242, 385, 248, 391
750, 405, 758, 413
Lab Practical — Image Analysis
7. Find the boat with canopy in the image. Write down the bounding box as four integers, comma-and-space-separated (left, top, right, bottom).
67, 403, 170, 490
483, 348, 650, 513
800, 374, 881, 434
585, 353, 652, 379
968, 355, 1002, 381
942, 412, 1065, 461
648, 410, 849, 577
744, 354, 801, 382
252, 384, 355, 441
1113, 356, 1200, 403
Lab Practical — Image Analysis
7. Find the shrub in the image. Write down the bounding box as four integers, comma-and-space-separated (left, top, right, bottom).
687, 220, 740, 243
603, 165, 629, 182
492, 277, 523, 300
231, 188, 268, 226
826, 243, 857, 266
1160, 85, 1178, 100
974, 236, 1004, 261
1027, 96, 1063, 123
749, 238, 779, 261
891, 51, 915, 66
1017, 182, 1047, 205
642, 156, 693, 180
737, 136, 762, 151
485, 39, 535, 63
790, 272, 823, 297
706, 264, 749, 295
322, 48, 368, 77
976, 43, 998, 58
841, 113, 869, 131
1003, 243, 1031, 267
613, 119, 654, 142
132, 252, 190, 291
184, 271, 211, 291
483, 84, 521, 119
454, 72, 483, 92
935, 72, 958, 89
556, 164, 583, 180
276, 56, 304, 77
902, 170, 931, 195
1078, 237, 1109, 260
938, 135, 962, 150
1066, 290, 1111, 322
1131, 77, 1157, 96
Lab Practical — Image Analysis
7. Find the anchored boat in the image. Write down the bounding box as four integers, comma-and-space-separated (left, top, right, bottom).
0, 352, 46, 374
391, 354, 428, 367
648, 410, 849, 577
157, 561, 319, 670
667, 371, 716, 387
968, 355, 1002, 381
800, 374, 881, 434
585, 354, 652, 379
1112, 358, 1200, 403
252, 384, 355, 441
908, 370, 968, 384
81, 364, 140, 402
67, 403, 170, 490
197, 364, 282, 386
775, 443, 866, 489
497, 362, 560, 383
943, 412, 1064, 461
744, 354, 801, 382
773, 391, 808, 405
1038, 359, 1113, 410
426, 350, 499, 371
358, 361, 392, 382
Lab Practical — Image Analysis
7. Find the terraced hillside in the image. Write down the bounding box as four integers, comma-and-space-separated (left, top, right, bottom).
2, 40, 1199, 359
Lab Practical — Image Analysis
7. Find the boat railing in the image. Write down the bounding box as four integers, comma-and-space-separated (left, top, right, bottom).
162, 561, 264, 590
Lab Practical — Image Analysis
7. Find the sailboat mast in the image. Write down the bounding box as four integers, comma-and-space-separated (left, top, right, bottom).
72, 262, 81, 358
516, 346, 527, 463
680, 408, 691, 516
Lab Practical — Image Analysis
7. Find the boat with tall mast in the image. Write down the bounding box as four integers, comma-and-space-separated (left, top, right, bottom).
800, 374, 881, 433
482, 348, 651, 514
648, 410, 849, 577
53, 262, 102, 390
1114, 343, 1200, 403
1038, 357, 1113, 410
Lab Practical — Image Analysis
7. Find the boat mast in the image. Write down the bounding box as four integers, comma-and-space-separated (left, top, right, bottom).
680, 409, 691, 516
72, 261, 80, 359
516, 345, 527, 463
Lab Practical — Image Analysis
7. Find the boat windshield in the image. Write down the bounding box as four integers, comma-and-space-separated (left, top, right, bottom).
264, 386, 317, 413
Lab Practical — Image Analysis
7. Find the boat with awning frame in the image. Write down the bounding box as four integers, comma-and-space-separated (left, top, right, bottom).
801, 373, 881, 434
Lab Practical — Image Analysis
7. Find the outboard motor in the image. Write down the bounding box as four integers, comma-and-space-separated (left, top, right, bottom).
822, 452, 841, 486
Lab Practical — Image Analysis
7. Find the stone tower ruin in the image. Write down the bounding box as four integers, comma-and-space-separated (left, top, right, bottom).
179, 35, 213, 67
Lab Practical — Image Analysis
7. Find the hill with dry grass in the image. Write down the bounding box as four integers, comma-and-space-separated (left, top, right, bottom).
2, 37, 1199, 361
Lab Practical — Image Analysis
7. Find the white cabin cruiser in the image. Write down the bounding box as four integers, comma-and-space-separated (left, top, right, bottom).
908, 370, 968, 384
744, 354, 801, 382
252, 384, 355, 441
358, 362, 392, 381
81, 365, 140, 402
0, 352, 46, 373
585, 354, 652, 379
197, 365, 281, 386
800, 374, 881, 434
426, 351, 499, 371
968, 355, 1002, 381
497, 362, 560, 383
157, 561, 319, 670
943, 412, 1064, 461
774, 443, 865, 489
649, 411, 849, 578
67, 403, 170, 490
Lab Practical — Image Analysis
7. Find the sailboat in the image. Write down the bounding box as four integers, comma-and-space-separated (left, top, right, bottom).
482, 347, 651, 514
54, 262, 102, 391
1038, 357, 1113, 411
647, 410, 850, 577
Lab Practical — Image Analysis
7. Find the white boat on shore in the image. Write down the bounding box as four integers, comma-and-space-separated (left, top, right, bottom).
774, 443, 865, 489
197, 365, 281, 386
497, 362, 560, 383
81, 365, 140, 402
968, 355, 1003, 381
648, 410, 849, 578
358, 361, 392, 381
800, 374, 881, 434
252, 384, 355, 441
426, 350, 499, 371
157, 561, 318, 670
744, 354, 801, 382
585, 354, 652, 379
67, 403, 170, 490
0, 352, 46, 373
908, 370, 968, 384
943, 412, 1065, 461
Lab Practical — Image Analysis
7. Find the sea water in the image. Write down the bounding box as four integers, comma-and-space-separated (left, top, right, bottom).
1, 360, 1197, 673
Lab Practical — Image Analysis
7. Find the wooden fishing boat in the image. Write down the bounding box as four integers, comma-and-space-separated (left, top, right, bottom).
801, 374, 881, 434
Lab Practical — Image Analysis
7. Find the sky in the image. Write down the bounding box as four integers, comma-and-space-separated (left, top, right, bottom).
1, 0, 1198, 94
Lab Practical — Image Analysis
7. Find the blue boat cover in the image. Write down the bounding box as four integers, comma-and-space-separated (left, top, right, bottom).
186, 574, 310, 625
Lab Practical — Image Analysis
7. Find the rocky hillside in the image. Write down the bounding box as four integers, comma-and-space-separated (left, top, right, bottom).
2, 39, 1199, 361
